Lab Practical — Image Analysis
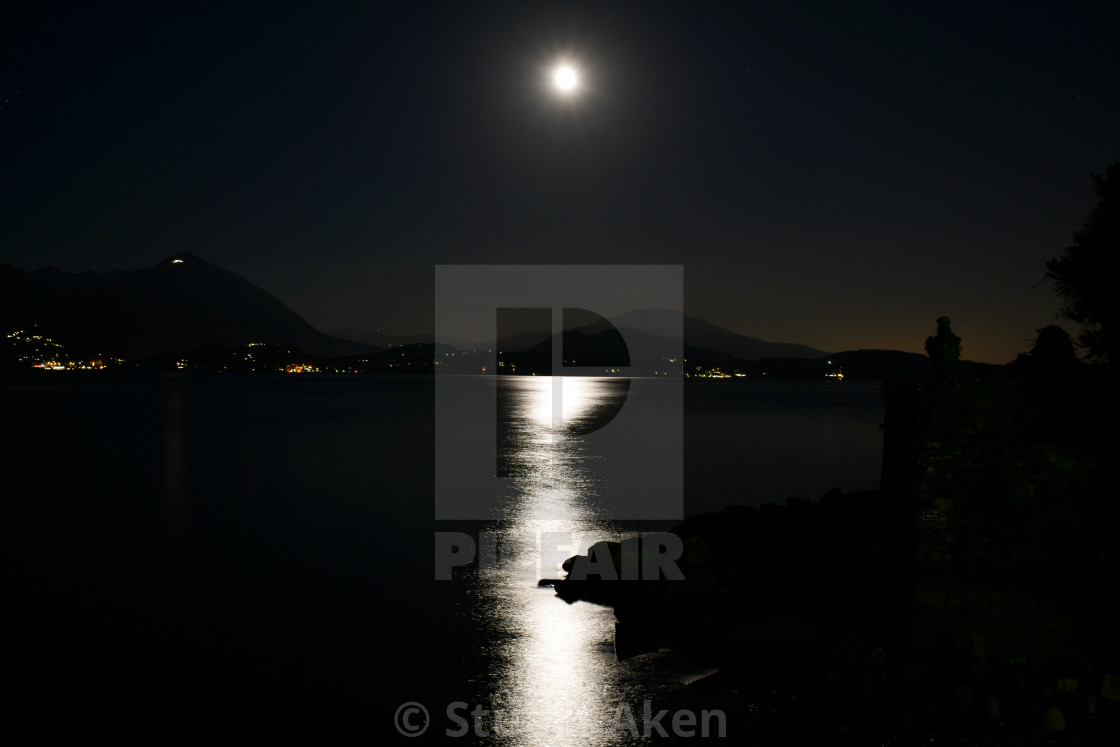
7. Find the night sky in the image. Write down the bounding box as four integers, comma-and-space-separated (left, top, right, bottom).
3, 1, 1118, 363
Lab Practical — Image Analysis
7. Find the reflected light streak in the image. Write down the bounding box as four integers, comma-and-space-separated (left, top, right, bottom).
521, 376, 618, 429
479, 377, 628, 745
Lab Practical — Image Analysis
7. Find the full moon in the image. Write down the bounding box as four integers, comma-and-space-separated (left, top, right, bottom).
552, 65, 579, 94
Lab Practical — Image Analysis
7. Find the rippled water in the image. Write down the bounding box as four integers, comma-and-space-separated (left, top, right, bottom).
2, 372, 883, 743
482, 377, 639, 745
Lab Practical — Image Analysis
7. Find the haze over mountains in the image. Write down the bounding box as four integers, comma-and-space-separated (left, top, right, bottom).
1, 254, 930, 378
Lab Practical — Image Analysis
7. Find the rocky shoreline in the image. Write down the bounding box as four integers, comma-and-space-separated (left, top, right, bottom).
549, 488, 1120, 745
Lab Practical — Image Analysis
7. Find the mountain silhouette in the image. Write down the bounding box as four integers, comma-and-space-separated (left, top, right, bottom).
0, 253, 373, 359
435, 307, 828, 362
827, 349, 930, 380
612, 308, 829, 360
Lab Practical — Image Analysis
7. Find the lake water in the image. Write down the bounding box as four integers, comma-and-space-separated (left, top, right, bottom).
1, 373, 884, 743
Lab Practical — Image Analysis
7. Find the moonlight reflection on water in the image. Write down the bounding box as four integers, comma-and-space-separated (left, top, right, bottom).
479, 376, 633, 745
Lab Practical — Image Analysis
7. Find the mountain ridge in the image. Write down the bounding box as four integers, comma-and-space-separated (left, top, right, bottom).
0, 253, 375, 359
3, 257, 929, 373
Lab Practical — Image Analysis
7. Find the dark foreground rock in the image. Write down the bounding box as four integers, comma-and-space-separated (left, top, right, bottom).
551, 487, 1120, 745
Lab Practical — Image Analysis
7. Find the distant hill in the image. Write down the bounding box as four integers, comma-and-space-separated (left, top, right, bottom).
0, 253, 375, 360
327, 327, 484, 350
612, 309, 829, 360
828, 349, 930, 380
424, 307, 829, 363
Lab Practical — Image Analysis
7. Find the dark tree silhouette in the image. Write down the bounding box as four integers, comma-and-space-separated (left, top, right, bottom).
1046, 161, 1120, 363
1012, 324, 1080, 378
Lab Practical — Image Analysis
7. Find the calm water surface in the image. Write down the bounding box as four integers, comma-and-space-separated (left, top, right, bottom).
1, 373, 883, 743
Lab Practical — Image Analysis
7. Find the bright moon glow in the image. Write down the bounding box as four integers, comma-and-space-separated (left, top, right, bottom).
552, 65, 579, 94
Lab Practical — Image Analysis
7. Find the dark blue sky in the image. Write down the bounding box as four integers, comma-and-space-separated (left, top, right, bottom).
3, 1, 1118, 362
